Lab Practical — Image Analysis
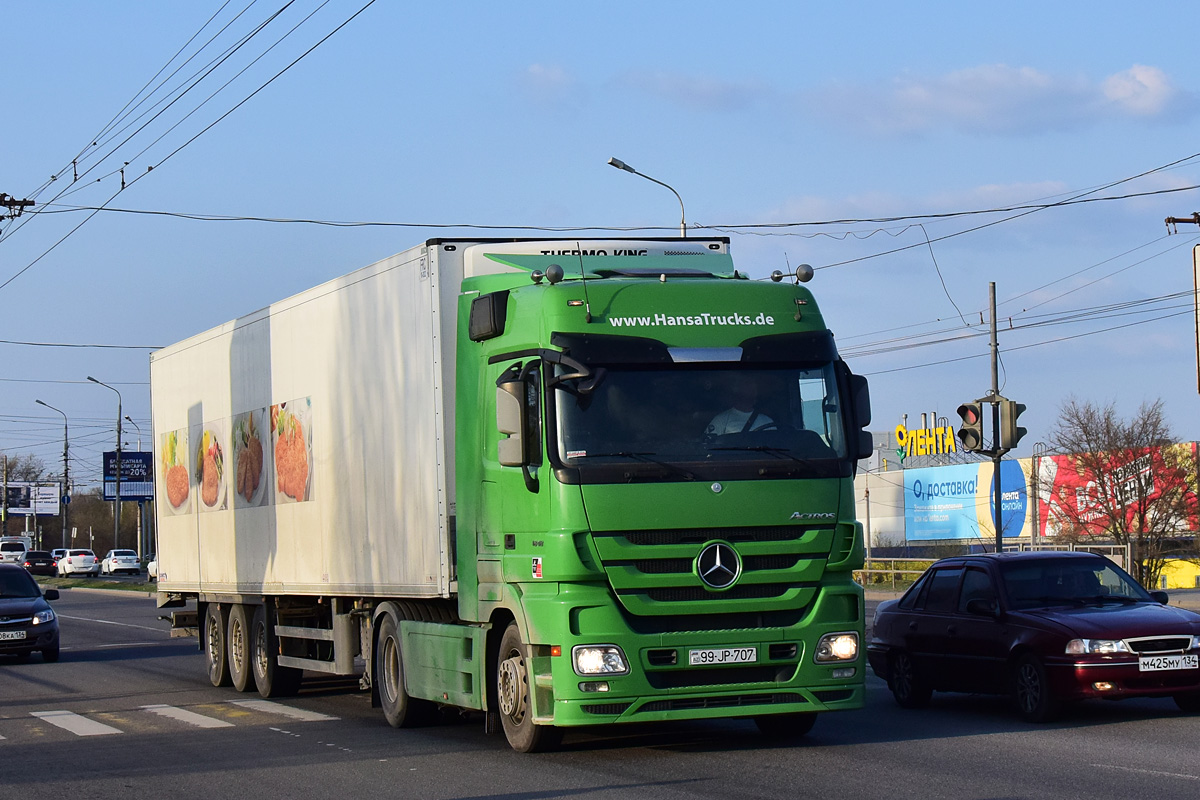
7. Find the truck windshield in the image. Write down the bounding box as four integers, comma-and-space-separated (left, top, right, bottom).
551, 362, 851, 482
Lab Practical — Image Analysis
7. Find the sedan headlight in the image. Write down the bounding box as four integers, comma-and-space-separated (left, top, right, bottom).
32, 609, 56, 625
571, 645, 630, 676
814, 632, 858, 662
1065, 638, 1131, 655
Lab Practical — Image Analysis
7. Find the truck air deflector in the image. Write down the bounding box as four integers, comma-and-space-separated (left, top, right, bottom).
738, 330, 838, 363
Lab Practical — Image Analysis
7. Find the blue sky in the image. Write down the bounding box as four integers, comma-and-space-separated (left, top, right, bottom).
3, 1, 1199, 490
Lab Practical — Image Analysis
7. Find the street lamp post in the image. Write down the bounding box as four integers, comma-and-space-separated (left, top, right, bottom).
34, 400, 69, 550
607, 157, 687, 238
88, 376, 122, 550
124, 415, 143, 558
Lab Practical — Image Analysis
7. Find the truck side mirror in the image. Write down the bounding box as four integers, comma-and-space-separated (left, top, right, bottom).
496, 381, 527, 467
849, 372, 872, 460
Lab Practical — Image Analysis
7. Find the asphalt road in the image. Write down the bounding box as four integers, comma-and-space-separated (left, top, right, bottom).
2, 590, 1199, 800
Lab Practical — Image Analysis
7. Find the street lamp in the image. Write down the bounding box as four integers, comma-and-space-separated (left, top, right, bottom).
607, 157, 687, 238
124, 415, 141, 450
88, 376, 122, 550
35, 400, 69, 549
124, 415, 144, 558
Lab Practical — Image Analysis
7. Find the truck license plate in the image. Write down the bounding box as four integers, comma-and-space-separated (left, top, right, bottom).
689, 647, 756, 666
1139, 654, 1199, 672
0, 631, 26, 641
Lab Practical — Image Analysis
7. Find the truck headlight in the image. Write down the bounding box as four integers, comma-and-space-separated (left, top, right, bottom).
32, 609, 55, 625
814, 632, 858, 662
1065, 638, 1131, 654
571, 645, 629, 676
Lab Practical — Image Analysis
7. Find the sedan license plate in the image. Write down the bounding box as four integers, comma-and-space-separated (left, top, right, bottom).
1139, 654, 1199, 672
689, 647, 756, 666
0, 631, 26, 641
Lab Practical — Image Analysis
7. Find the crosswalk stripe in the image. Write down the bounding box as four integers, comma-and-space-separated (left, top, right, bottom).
231, 700, 338, 721
31, 711, 123, 736
141, 704, 235, 728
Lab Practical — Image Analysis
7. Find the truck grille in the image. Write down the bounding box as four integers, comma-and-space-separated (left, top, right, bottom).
592, 524, 836, 617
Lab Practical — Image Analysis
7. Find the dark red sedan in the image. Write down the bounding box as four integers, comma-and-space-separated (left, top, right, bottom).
867, 551, 1200, 721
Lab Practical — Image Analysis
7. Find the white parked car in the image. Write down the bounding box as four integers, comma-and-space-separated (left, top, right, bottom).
57, 549, 100, 576
146, 555, 158, 582
100, 549, 140, 576
0, 540, 29, 564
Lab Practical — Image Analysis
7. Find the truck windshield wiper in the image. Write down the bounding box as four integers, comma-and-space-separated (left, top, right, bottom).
707, 445, 812, 465
1083, 594, 1139, 605
576, 451, 695, 481
1024, 595, 1087, 607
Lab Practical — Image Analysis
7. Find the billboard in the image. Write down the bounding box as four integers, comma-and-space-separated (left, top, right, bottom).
1036, 443, 1199, 538
4, 483, 61, 516
102, 451, 154, 501
903, 461, 1031, 541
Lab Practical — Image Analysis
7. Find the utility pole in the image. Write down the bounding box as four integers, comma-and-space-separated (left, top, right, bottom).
0, 194, 34, 219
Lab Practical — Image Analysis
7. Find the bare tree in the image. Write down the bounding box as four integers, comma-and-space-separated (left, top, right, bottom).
1045, 397, 1196, 587
5, 454, 47, 482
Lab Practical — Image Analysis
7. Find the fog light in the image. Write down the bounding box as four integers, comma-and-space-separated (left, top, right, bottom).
579, 681, 610, 693
1093, 682, 1115, 692
832, 667, 856, 679
814, 632, 858, 662
572, 644, 630, 676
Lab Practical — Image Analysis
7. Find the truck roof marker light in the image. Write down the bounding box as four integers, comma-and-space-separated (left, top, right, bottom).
567, 300, 584, 307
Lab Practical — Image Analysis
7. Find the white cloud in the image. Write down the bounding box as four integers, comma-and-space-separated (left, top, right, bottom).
810, 64, 1196, 137
519, 63, 584, 106
614, 70, 765, 111
1102, 64, 1176, 116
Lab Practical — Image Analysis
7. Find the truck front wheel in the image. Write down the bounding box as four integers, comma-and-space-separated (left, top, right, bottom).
375, 614, 436, 727
496, 622, 560, 753
203, 604, 231, 687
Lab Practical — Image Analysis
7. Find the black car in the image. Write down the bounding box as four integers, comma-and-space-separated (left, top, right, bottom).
867, 551, 1200, 721
21, 550, 57, 577
0, 563, 61, 662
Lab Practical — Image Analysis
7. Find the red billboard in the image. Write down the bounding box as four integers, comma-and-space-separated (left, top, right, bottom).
1036, 443, 1199, 539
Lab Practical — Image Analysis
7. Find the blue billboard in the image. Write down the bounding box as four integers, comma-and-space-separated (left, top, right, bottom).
903, 461, 1029, 541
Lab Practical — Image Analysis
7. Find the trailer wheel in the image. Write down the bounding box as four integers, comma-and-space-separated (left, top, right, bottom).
496, 622, 560, 753
227, 604, 254, 692
203, 603, 231, 687
250, 605, 302, 698
375, 614, 436, 727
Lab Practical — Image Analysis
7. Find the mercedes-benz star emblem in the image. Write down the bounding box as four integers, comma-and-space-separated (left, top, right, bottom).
696, 542, 741, 589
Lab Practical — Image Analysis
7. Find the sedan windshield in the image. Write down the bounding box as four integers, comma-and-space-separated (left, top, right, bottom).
0, 570, 40, 598
553, 363, 850, 482
1001, 558, 1152, 610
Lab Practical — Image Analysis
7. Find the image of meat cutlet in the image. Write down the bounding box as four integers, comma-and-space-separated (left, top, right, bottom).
166, 463, 190, 508
276, 420, 308, 500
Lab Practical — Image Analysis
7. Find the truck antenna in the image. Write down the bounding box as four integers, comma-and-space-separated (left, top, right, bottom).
575, 243, 593, 323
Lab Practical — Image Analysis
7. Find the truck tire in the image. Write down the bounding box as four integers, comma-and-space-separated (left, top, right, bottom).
496, 622, 560, 753
375, 614, 436, 727
204, 604, 232, 687
250, 605, 302, 698
227, 604, 254, 692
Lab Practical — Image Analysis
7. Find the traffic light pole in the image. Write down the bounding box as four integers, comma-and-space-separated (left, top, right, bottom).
990, 282, 1002, 553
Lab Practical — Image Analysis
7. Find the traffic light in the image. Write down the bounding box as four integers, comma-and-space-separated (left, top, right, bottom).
956, 402, 984, 452
1000, 400, 1027, 450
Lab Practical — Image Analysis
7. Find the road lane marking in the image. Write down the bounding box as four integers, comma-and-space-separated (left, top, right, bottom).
1094, 764, 1200, 781
57, 614, 167, 633
31, 711, 123, 736
231, 700, 338, 721
142, 704, 234, 729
